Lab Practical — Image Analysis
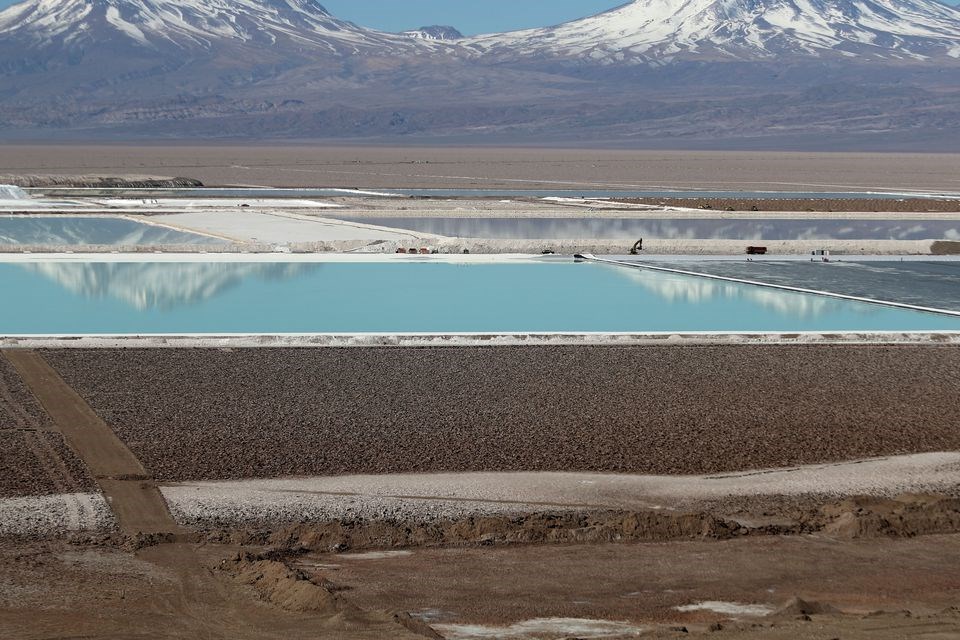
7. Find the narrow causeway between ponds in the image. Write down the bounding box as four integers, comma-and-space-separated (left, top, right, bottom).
2, 349, 180, 536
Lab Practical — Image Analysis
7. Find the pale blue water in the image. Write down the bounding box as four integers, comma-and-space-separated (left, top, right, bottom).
0, 216, 223, 246
1, 260, 958, 335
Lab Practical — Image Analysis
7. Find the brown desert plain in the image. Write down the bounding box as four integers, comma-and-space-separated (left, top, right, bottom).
1, 145, 959, 192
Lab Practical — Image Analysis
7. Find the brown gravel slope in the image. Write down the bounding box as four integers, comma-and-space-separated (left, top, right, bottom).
44, 346, 960, 483
0, 358, 95, 497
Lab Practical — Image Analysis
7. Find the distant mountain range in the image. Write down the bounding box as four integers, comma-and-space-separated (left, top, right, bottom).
1, 0, 960, 149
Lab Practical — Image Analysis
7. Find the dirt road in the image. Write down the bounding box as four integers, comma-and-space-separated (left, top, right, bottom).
3, 350, 179, 536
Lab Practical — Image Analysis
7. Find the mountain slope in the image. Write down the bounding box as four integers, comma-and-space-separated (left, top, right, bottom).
0, 0, 426, 55
467, 0, 960, 63
0, 0, 455, 110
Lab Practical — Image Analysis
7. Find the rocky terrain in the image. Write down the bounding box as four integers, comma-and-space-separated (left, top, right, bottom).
43, 345, 960, 482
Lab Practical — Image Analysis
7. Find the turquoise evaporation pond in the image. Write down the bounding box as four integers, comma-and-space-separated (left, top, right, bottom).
2, 260, 959, 335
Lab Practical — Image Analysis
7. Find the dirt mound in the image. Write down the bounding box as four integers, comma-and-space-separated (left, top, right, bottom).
221, 549, 444, 638
933, 241, 960, 255
775, 596, 840, 616
193, 494, 960, 554
820, 494, 960, 539
201, 510, 802, 552
222, 550, 356, 614
391, 612, 444, 640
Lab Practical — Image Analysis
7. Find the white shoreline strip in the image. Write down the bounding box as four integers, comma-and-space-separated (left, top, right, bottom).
581, 254, 960, 318
4, 332, 960, 349
160, 453, 960, 526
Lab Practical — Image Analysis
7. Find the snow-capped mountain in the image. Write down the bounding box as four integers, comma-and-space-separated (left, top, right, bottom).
467, 0, 960, 63
402, 25, 463, 41
0, 0, 434, 58
2, 0, 960, 147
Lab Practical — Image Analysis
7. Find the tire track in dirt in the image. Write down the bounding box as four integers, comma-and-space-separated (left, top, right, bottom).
0, 368, 36, 430
21, 431, 72, 494
2, 349, 181, 536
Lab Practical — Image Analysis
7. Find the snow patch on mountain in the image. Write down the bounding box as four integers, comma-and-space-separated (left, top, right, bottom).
0, 0, 440, 55
466, 0, 960, 63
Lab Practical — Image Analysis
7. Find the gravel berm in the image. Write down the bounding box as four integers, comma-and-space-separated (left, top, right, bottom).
44, 345, 960, 483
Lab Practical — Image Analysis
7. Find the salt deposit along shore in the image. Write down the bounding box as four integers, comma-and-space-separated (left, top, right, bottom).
160, 452, 960, 528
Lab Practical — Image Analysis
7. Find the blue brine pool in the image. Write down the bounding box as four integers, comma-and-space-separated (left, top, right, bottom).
1, 258, 958, 335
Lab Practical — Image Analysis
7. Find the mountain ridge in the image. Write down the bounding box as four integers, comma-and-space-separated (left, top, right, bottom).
2, 0, 960, 148
466, 0, 960, 63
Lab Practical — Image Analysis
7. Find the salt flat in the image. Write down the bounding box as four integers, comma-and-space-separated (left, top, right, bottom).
162, 453, 960, 526
151, 209, 428, 243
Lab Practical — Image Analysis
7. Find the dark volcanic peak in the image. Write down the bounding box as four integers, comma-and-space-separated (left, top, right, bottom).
467, 0, 960, 62
402, 25, 464, 41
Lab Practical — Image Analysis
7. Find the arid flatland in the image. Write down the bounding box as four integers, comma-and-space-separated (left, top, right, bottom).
2, 146, 960, 192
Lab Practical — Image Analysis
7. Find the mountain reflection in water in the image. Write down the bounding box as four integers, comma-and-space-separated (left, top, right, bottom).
21, 262, 321, 311
610, 266, 843, 320
333, 217, 960, 241
25, 260, 841, 321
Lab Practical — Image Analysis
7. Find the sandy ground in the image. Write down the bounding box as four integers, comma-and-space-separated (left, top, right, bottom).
2, 146, 960, 192
3, 534, 959, 640
314, 535, 960, 638
161, 453, 960, 527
